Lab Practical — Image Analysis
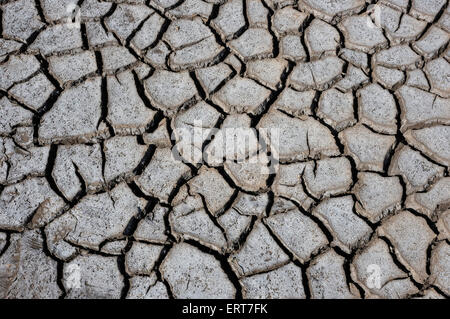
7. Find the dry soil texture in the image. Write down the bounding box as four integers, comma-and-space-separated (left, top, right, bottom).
0, 0, 449, 299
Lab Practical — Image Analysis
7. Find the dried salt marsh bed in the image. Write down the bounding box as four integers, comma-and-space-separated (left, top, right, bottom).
0, 0, 449, 299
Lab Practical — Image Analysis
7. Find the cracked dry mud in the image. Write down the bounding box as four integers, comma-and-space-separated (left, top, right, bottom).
0, 0, 449, 300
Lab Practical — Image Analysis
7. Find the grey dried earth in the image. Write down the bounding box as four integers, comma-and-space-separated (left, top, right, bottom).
0, 0, 449, 299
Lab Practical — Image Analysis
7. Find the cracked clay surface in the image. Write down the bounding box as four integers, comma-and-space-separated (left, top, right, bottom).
0, 0, 449, 299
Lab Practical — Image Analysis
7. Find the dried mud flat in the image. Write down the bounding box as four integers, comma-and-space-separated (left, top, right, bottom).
0, 0, 449, 299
